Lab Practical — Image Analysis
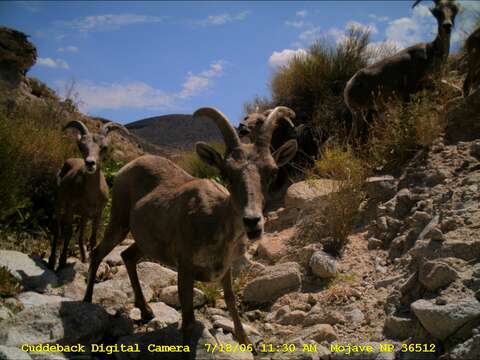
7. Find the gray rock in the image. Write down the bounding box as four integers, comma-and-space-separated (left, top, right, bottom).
93, 281, 130, 312
375, 275, 404, 289
17, 292, 73, 309
0, 345, 32, 360
0, 251, 57, 292
0, 302, 116, 346
243, 262, 301, 303
368, 237, 383, 250
210, 330, 255, 360
116, 262, 177, 294
158, 285, 206, 308
309, 251, 338, 279
212, 316, 260, 335
285, 179, 340, 210
278, 310, 308, 325
419, 260, 458, 291
104, 246, 129, 266
365, 176, 397, 202
345, 308, 365, 325
449, 334, 480, 360
383, 315, 417, 340
411, 299, 480, 340
288, 324, 337, 343
130, 302, 180, 329
0, 306, 12, 322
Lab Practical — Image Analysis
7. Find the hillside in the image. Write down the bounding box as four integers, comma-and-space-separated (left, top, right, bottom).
126, 114, 222, 151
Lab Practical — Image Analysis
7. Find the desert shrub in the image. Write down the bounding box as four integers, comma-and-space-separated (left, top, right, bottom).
195, 281, 222, 306
0, 266, 21, 298
243, 95, 275, 115
178, 142, 225, 182
299, 144, 366, 257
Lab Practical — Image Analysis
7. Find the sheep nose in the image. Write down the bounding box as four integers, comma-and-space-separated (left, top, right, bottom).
85, 159, 96, 168
243, 215, 261, 228
443, 22, 452, 31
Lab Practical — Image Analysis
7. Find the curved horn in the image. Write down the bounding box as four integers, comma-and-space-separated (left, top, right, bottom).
193, 107, 240, 149
101, 122, 130, 137
412, 0, 423, 8
63, 120, 89, 136
255, 106, 296, 148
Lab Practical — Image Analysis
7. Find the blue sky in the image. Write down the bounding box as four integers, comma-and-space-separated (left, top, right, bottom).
1, 1, 479, 125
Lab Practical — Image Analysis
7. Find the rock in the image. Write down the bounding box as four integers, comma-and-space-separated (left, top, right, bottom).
304, 311, 345, 327
116, 262, 177, 294
116, 322, 216, 360
257, 228, 295, 263
61, 274, 87, 301
0, 305, 12, 322
345, 308, 365, 325
411, 299, 480, 340
368, 237, 383, 250
395, 189, 415, 217
471, 141, 480, 161
158, 286, 206, 308
428, 227, 445, 242
330, 342, 392, 360
104, 245, 129, 266
374, 275, 404, 289
212, 316, 260, 335
98, 278, 153, 303
243, 262, 302, 303
309, 251, 338, 279
17, 292, 73, 308
445, 88, 480, 143
285, 179, 340, 210
92, 281, 129, 313
388, 235, 406, 260
0, 302, 116, 346
211, 330, 255, 360
0, 345, 32, 360
278, 310, 308, 325
288, 324, 337, 343
383, 315, 417, 340
419, 260, 458, 291
0, 250, 57, 292
365, 175, 397, 202
449, 334, 480, 360
130, 302, 180, 328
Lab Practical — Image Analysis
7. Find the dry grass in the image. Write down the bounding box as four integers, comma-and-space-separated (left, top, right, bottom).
0, 266, 21, 298
177, 142, 225, 181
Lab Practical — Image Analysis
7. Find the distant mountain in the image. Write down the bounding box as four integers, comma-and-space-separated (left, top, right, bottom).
125, 114, 222, 152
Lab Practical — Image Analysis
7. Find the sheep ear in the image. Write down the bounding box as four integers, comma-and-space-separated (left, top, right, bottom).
196, 142, 223, 169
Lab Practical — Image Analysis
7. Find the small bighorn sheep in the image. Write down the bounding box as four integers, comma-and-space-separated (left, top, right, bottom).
48, 120, 128, 270
83, 107, 298, 350
463, 26, 480, 97
344, 0, 459, 139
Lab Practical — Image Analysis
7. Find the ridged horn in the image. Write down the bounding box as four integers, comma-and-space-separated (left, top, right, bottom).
101, 122, 130, 137
193, 107, 240, 150
255, 106, 296, 148
63, 120, 89, 136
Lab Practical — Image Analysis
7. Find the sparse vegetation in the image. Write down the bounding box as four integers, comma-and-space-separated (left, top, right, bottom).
195, 281, 222, 306
177, 142, 225, 182
0, 266, 21, 298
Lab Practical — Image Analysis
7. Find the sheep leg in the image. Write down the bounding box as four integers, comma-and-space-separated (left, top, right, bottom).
83, 222, 128, 302
88, 211, 102, 252
121, 243, 153, 322
57, 209, 74, 270
77, 216, 87, 263
47, 212, 61, 269
222, 268, 255, 352
178, 260, 195, 348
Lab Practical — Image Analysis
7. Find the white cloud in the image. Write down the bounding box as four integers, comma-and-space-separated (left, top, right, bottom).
178, 60, 225, 98
37, 57, 69, 69
368, 14, 389, 23
285, 20, 307, 28
296, 10, 308, 18
68, 60, 226, 111
299, 26, 323, 44
268, 48, 307, 68
58, 14, 164, 33
197, 11, 249, 26
298, 20, 378, 46
57, 46, 79, 53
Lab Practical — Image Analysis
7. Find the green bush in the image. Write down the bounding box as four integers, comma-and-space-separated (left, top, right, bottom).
177, 142, 225, 183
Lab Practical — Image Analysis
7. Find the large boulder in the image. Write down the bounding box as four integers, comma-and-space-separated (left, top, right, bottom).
17, 292, 73, 309
0, 250, 58, 292
287, 323, 337, 343
0, 345, 32, 360
285, 179, 340, 210
256, 228, 295, 263
364, 175, 397, 202
411, 299, 480, 340
130, 302, 180, 328
418, 260, 458, 291
449, 334, 480, 360
0, 302, 130, 346
243, 262, 302, 303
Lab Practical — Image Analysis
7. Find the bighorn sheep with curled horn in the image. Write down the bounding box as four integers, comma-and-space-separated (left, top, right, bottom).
47, 120, 129, 270
463, 26, 480, 97
344, 0, 459, 140
83, 107, 298, 351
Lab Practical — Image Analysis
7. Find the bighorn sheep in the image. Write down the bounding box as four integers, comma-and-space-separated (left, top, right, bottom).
83, 107, 298, 350
48, 120, 128, 270
463, 26, 480, 97
344, 0, 459, 139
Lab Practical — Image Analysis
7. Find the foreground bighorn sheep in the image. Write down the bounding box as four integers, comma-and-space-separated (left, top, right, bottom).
344, 0, 459, 139
48, 120, 128, 270
83, 107, 298, 350
463, 26, 480, 97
